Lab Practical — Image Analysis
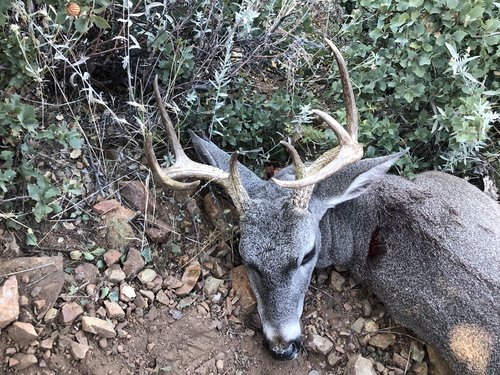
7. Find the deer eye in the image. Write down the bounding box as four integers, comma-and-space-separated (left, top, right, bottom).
301, 248, 315, 266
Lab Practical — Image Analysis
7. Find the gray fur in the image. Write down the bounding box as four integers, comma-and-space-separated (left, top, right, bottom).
192, 135, 500, 373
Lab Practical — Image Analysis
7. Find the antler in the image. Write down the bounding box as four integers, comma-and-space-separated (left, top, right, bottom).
271, 38, 363, 197
145, 75, 250, 214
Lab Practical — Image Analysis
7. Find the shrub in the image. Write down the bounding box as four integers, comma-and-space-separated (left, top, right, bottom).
328, 0, 499, 176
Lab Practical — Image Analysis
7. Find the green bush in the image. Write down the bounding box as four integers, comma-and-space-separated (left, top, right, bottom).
329, 0, 499, 175
1, 0, 498, 239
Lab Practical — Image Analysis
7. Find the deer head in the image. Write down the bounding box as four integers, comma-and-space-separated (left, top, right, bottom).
145, 39, 403, 360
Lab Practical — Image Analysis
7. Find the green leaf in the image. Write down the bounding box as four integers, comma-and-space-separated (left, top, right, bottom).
75, 17, 90, 33
468, 6, 484, 21
408, 0, 424, 7
446, 0, 459, 10
92, 247, 106, 256
414, 65, 426, 77
83, 251, 95, 261
108, 290, 119, 302
141, 246, 152, 263
100, 287, 110, 299
26, 229, 37, 246
91, 15, 110, 29
452, 29, 467, 42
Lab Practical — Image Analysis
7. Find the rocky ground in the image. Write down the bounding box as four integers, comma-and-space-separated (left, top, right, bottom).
0, 180, 452, 375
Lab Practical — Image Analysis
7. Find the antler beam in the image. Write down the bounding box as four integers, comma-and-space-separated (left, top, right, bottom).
145, 75, 250, 214
271, 38, 363, 191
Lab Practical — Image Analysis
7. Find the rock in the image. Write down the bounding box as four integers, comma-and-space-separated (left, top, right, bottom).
304, 332, 334, 355
308, 371, 321, 375
70, 341, 89, 360
138, 269, 157, 284
327, 352, 342, 366
122, 248, 145, 277
60, 302, 83, 324
44, 308, 58, 322
362, 299, 372, 317
427, 345, 453, 375
70, 250, 82, 260
134, 295, 148, 308
119, 284, 136, 302
364, 319, 379, 333
104, 301, 125, 319
40, 337, 54, 350
105, 264, 126, 284
146, 306, 158, 321
216, 359, 224, 372
82, 316, 116, 338
93, 199, 122, 214
5, 347, 16, 355
10, 353, 38, 370
229, 265, 256, 315
202, 193, 237, 228
103, 249, 122, 266
194, 358, 216, 374
98, 337, 108, 349
0, 275, 19, 329
139, 290, 154, 303
369, 333, 396, 350
330, 271, 346, 292
19, 295, 29, 306
0, 256, 64, 319
156, 290, 170, 305
185, 197, 200, 214
34, 299, 46, 310
203, 276, 223, 296
351, 317, 366, 334
105, 210, 136, 250
8, 322, 38, 345
412, 362, 429, 375
175, 262, 201, 297
145, 227, 170, 244
212, 262, 226, 278
345, 355, 376, 375
74, 263, 99, 284
118, 180, 151, 213
164, 275, 183, 289
393, 353, 408, 369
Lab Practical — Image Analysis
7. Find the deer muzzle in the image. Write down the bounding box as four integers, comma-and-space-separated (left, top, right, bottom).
264, 337, 302, 361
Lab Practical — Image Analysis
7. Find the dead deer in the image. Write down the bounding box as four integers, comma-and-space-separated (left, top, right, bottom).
145, 39, 500, 374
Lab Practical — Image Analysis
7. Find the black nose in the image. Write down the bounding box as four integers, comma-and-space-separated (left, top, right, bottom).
264, 339, 301, 361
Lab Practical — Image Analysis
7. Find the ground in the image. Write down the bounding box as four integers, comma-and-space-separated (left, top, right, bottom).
0, 184, 440, 375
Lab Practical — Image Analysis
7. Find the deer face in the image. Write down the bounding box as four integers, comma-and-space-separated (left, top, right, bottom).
238, 200, 320, 360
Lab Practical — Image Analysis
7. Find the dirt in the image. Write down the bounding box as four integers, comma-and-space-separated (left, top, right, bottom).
0, 191, 429, 375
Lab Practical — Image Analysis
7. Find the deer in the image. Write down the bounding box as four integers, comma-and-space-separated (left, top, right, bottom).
145, 39, 500, 374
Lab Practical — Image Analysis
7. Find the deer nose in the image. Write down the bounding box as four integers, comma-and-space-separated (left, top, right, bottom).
264, 338, 301, 361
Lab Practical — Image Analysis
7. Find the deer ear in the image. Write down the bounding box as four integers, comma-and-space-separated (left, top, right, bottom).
190, 133, 266, 192
310, 151, 406, 215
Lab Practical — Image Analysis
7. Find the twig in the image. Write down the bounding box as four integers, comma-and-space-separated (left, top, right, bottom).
0, 262, 56, 279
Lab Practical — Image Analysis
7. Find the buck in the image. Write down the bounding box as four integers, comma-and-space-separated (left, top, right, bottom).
145, 40, 500, 374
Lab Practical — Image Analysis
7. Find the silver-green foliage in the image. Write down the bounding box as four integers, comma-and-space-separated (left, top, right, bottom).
333, 0, 499, 175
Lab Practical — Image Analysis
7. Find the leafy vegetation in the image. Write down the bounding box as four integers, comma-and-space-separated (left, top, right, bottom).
0, 0, 498, 241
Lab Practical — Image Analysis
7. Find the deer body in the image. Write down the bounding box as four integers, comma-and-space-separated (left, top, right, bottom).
319, 169, 500, 374
145, 40, 500, 373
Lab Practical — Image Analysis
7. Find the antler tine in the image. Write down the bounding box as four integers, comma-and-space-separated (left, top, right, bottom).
153, 75, 189, 162
228, 152, 250, 213
280, 141, 305, 179
145, 132, 200, 190
145, 75, 250, 213
271, 39, 363, 190
323, 38, 358, 142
